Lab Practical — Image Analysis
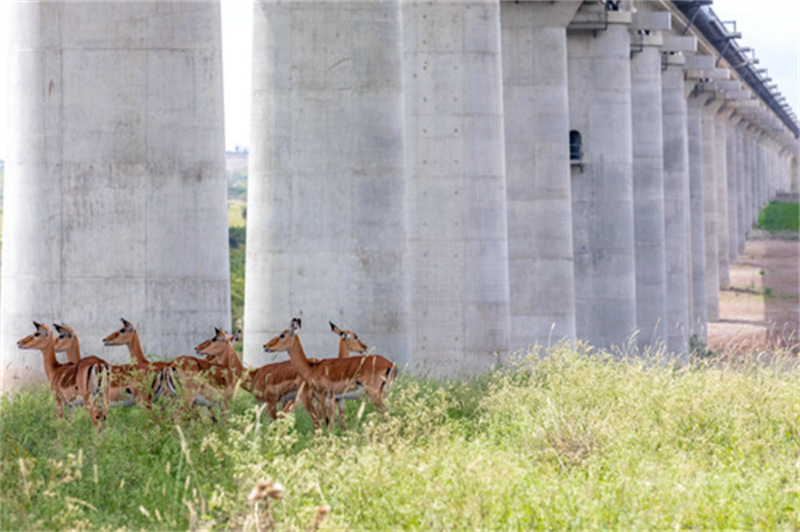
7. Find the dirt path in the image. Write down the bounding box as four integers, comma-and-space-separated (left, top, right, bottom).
708, 234, 799, 353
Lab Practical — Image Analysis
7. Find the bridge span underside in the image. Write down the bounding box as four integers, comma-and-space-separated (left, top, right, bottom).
2, 0, 797, 387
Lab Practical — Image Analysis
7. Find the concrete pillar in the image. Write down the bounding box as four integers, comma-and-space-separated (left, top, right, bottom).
244, 1, 410, 364
726, 114, 742, 262
700, 97, 722, 321
739, 124, 755, 247
568, 7, 637, 350
1, 1, 230, 388
687, 92, 708, 339
760, 137, 767, 211
715, 107, 733, 290
402, 0, 511, 376
736, 122, 748, 252
501, 1, 578, 350
661, 52, 691, 355
631, 29, 667, 350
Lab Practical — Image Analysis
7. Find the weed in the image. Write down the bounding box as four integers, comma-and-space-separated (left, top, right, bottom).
2, 344, 798, 531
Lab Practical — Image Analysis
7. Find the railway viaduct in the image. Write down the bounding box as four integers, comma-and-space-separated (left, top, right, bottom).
2, 0, 797, 387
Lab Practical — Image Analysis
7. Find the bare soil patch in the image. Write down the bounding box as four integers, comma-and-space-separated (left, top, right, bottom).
708, 235, 799, 353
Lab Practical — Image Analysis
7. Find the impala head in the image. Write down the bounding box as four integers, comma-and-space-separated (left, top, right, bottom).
330, 322, 367, 353
263, 318, 301, 353
17, 321, 54, 350
103, 318, 135, 346
53, 323, 78, 352
195, 327, 233, 358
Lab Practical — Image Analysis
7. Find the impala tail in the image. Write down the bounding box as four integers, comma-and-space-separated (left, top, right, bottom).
383, 364, 398, 392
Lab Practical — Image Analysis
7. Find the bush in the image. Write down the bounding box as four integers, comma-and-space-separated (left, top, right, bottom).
758, 201, 799, 233
229, 226, 246, 249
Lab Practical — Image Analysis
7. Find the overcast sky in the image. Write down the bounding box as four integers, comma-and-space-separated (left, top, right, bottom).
0, 0, 797, 158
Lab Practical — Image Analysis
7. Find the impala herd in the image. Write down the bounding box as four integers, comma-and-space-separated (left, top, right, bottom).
17, 317, 397, 432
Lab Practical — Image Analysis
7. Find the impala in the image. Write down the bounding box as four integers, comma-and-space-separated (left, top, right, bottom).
17, 322, 110, 430
53, 323, 140, 407
195, 327, 309, 421
165, 339, 239, 419
264, 318, 397, 430
102, 318, 171, 407
326, 321, 369, 428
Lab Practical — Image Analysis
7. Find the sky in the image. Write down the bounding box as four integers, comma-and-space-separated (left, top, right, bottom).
0, 0, 798, 159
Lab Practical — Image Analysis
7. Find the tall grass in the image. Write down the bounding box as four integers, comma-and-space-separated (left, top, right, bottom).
2, 343, 798, 531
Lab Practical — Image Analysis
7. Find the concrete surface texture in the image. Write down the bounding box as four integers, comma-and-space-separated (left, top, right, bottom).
687, 93, 708, 339
661, 55, 691, 355
701, 98, 722, 321
631, 35, 668, 351
402, 0, 511, 376
715, 109, 731, 290
568, 9, 638, 351
501, 1, 578, 351
726, 116, 742, 263
1, 1, 230, 388
244, 0, 409, 366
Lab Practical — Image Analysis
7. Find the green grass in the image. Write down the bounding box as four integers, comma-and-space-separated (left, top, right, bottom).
2, 344, 798, 531
758, 201, 799, 233
228, 200, 247, 228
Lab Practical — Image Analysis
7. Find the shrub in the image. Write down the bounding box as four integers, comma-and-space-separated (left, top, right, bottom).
758, 201, 799, 233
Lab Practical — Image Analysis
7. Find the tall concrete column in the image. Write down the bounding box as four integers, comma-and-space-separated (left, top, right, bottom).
661, 51, 691, 355
402, 0, 510, 376
501, 1, 578, 350
735, 121, 748, 253
687, 92, 708, 339
700, 97, 722, 321
741, 126, 755, 248
630, 22, 669, 351
758, 136, 766, 216
568, 7, 637, 350
1, 1, 230, 388
245, 1, 409, 364
715, 107, 733, 290
726, 114, 742, 262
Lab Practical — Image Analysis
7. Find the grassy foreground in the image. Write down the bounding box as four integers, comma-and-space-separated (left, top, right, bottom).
2, 344, 798, 531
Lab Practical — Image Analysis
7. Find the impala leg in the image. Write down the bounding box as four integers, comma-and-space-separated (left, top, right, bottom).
266, 400, 279, 420
336, 399, 348, 431
325, 394, 340, 431
366, 388, 387, 414
299, 386, 322, 430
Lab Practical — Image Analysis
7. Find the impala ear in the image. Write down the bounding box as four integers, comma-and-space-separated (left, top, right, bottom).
215, 327, 222, 335
121, 318, 133, 329
33, 321, 43, 329
291, 318, 301, 332
329, 321, 342, 334
53, 323, 63, 333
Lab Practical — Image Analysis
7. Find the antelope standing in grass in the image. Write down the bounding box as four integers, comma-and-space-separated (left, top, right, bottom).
195, 327, 309, 420
264, 318, 397, 430
102, 318, 172, 406
325, 321, 369, 428
54, 323, 146, 408
17, 322, 110, 430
